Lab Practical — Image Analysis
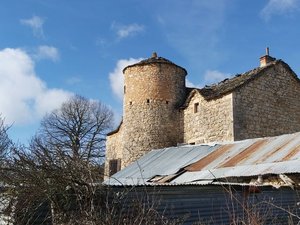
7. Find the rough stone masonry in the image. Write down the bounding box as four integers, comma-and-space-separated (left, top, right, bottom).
105, 51, 300, 177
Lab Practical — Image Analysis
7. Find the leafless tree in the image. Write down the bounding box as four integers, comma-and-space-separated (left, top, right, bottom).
33, 95, 113, 165
0, 116, 11, 159
0, 96, 114, 225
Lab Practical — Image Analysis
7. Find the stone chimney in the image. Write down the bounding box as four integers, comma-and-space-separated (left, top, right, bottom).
260, 47, 276, 67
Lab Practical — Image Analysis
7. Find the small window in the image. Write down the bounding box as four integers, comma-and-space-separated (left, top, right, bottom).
109, 159, 121, 176
147, 99, 150, 104
166, 101, 169, 104
194, 103, 199, 113
129, 101, 132, 105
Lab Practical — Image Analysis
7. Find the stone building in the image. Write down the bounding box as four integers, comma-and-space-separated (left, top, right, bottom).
105, 50, 300, 176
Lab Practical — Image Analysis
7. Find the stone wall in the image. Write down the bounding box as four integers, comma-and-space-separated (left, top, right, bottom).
105, 56, 300, 177
122, 102, 182, 166
233, 62, 300, 140
124, 64, 186, 105
182, 91, 234, 144
122, 63, 186, 167
105, 124, 124, 177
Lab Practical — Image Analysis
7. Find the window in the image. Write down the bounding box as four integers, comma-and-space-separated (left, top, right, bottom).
194, 103, 199, 113
166, 101, 169, 104
147, 99, 150, 104
109, 159, 121, 176
129, 101, 132, 105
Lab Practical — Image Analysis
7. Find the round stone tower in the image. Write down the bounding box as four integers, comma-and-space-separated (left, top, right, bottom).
122, 53, 187, 166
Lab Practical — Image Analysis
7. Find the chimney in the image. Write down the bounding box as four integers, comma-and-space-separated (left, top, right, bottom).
260, 47, 276, 67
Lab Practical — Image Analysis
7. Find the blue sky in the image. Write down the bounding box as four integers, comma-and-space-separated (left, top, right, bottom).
1, 0, 300, 143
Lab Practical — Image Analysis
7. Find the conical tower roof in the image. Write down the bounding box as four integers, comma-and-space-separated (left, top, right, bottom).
123, 52, 187, 75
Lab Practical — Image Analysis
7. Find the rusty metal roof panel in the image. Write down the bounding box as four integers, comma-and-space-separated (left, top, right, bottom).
186, 140, 255, 171
185, 132, 300, 171
172, 160, 300, 184
104, 132, 300, 186
242, 134, 293, 164
104, 144, 220, 186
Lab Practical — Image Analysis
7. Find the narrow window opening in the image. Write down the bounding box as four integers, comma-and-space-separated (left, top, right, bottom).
194, 103, 199, 113
147, 99, 150, 104
166, 101, 169, 104
129, 101, 132, 105
109, 159, 121, 176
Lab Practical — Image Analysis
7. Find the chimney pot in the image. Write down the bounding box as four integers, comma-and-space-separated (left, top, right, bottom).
266, 47, 269, 56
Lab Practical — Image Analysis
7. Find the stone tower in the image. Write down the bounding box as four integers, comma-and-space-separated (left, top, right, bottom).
106, 50, 300, 178
121, 53, 187, 166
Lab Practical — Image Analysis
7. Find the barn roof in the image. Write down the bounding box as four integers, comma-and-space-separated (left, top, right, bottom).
104, 132, 300, 187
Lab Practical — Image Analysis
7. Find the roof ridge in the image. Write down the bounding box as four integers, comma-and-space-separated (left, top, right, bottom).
181, 59, 298, 108
204, 59, 280, 90
198, 59, 284, 100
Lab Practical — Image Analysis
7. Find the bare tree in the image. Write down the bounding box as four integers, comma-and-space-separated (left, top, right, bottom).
0, 116, 11, 159
1, 96, 114, 225
38, 95, 112, 161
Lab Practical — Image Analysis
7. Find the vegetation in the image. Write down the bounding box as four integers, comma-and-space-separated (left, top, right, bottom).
0, 96, 299, 225
0, 116, 11, 160
0, 95, 114, 224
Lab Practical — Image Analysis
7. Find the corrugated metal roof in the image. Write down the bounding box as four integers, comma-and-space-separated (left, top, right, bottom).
108, 145, 218, 182
172, 161, 300, 184
104, 132, 300, 186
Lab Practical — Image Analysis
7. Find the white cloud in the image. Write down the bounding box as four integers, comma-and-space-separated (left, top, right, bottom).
34, 89, 72, 117
66, 77, 82, 85
111, 22, 144, 39
109, 58, 143, 100
260, 0, 299, 21
186, 79, 201, 88
203, 70, 230, 85
20, 16, 45, 38
34, 45, 60, 61
0, 48, 72, 125
186, 70, 229, 88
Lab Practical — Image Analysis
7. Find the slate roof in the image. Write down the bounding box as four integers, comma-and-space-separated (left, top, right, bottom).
186, 59, 300, 102
123, 56, 187, 74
